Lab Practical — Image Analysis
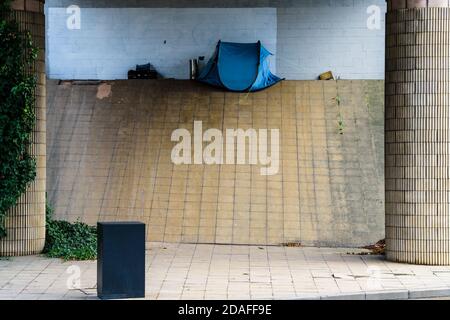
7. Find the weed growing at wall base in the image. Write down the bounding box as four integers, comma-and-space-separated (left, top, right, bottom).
44, 203, 97, 261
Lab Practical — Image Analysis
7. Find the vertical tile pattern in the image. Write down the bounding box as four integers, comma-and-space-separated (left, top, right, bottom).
0, 1, 46, 256
386, 6, 450, 265
46, 80, 384, 247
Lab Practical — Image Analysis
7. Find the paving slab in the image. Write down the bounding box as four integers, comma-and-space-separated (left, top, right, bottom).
1, 243, 450, 300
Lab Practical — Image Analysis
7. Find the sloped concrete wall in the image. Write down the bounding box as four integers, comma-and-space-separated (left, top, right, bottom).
46, 79, 384, 247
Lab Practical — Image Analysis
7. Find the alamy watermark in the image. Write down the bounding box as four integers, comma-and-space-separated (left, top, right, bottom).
66, 265, 81, 289
65, 5, 382, 31
367, 5, 381, 30
171, 121, 280, 176
66, 5, 81, 30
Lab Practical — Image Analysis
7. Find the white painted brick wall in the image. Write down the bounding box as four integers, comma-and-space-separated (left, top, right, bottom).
277, 0, 386, 80
45, 0, 386, 80
47, 8, 277, 79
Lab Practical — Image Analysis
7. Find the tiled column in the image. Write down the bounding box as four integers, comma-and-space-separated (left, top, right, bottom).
386, 0, 450, 265
0, 0, 46, 256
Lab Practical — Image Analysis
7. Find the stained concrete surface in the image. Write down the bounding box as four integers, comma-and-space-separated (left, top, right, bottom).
46, 79, 385, 247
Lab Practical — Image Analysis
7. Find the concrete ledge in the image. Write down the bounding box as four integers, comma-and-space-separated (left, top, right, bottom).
365, 290, 409, 300
294, 295, 321, 300
321, 293, 366, 300
294, 287, 450, 300
408, 288, 450, 299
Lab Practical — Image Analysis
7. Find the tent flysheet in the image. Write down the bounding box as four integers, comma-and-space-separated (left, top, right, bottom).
197, 41, 283, 92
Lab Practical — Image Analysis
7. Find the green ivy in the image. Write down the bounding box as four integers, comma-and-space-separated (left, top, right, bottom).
0, 1, 11, 12
0, 3, 38, 238
44, 202, 97, 261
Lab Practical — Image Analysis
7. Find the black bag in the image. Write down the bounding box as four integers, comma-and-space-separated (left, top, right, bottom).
136, 63, 153, 72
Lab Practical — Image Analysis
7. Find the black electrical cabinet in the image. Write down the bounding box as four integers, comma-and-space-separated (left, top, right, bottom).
97, 222, 146, 299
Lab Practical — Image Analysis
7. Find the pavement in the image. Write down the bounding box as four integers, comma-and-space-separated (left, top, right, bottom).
1, 243, 450, 300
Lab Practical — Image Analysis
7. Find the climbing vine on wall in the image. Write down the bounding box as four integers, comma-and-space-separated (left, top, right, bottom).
0, 2, 38, 238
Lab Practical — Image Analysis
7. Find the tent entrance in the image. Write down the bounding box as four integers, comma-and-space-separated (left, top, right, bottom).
198, 41, 283, 92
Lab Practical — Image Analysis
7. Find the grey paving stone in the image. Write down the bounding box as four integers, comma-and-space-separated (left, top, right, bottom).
2, 244, 450, 300
365, 290, 408, 300
320, 293, 366, 300
408, 288, 450, 299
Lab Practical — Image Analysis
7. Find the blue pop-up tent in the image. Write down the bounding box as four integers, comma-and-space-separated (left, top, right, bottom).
197, 41, 283, 92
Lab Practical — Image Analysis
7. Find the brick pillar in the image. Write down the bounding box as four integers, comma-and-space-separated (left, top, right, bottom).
0, 0, 46, 256
386, 0, 450, 265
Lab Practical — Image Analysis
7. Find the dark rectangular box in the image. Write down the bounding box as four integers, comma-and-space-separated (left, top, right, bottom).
97, 222, 146, 299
